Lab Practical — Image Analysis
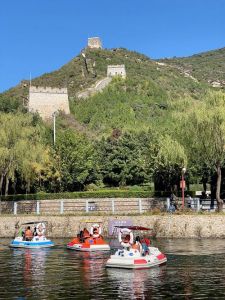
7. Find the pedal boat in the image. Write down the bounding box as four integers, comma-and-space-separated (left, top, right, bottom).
67, 223, 110, 251
106, 226, 167, 269
10, 221, 54, 248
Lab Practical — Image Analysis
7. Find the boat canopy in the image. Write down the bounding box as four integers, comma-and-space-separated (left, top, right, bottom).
21, 221, 48, 225
114, 226, 152, 231
83, 221, 103, 223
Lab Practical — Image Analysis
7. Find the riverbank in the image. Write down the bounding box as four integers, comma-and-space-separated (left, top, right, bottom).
1, 214, 225, 238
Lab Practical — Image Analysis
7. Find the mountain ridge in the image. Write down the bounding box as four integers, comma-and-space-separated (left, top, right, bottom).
1, 46, 224, 135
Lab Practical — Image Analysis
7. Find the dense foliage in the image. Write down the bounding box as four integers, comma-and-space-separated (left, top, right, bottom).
1, 47, 225, 210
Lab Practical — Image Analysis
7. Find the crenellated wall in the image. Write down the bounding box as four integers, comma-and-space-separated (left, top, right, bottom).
28, 86, 70, 119
29, 86, 68, 94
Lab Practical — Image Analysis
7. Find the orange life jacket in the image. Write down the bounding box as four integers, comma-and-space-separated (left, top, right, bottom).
25, 229, 33, 238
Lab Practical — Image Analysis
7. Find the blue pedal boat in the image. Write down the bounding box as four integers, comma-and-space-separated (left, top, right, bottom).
10, 221, 54, 248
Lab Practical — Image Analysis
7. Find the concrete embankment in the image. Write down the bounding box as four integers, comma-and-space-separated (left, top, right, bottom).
1, 215, 225, 238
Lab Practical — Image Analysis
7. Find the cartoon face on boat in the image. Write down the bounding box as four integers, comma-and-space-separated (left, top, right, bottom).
106, 226, 167, 269
10, 221, 54, 248
67, 222, 110, 251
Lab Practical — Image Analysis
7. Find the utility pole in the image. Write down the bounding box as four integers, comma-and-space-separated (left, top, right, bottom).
181, 167, 186, 208
53, 112, 57, 145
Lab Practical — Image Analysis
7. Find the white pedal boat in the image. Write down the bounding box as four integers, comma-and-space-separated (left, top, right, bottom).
106, 226, 167, 269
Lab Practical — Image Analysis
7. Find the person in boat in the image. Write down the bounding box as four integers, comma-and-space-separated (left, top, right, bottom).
120, 234, 132, 250
78, 230, 85, 242
132, 236, 142, 253
140, 237, 150, 255
33, 227, 38, 236
93, 227, 98, 235
79, 228, 90, 242
92, 226, 101, 238
14, 224, 24, 239
25, 226, 33, 241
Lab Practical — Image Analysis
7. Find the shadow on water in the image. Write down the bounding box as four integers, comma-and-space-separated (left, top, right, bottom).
0, 238, 225, 299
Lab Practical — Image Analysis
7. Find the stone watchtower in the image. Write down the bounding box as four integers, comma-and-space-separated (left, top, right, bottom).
107, 65, 126, 78
88, 37, 102, 49
28, 86, 70, 119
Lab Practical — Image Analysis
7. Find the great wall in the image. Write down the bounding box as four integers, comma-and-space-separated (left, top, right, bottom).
28, 86, 70, 119
28, 37, 127, 118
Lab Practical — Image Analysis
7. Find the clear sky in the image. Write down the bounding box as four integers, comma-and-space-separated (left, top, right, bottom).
1, 0, 225, 92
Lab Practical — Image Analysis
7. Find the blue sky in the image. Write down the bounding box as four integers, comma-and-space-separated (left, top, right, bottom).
1, 0, 225, 92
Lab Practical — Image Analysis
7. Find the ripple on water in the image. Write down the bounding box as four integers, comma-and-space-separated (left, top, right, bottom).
0, 238, 225, 299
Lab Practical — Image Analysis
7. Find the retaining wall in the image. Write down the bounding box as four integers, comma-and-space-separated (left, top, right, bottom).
1, 215, 225, 239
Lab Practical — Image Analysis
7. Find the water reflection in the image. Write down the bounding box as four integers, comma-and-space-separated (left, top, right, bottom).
162, 238, 225, 256
11, 248, 50, 299
107, 266, 166, 300
68, 251, 107, 289
1, 238, 225, 299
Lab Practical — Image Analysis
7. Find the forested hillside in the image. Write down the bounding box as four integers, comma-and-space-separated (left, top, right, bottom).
159, 47, 225, 87
1, 46, 225, 210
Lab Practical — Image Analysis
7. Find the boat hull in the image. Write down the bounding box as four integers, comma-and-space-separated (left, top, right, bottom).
67, 243, 110, 251
10, 240, 54, 248
106, 256, 167, 269
106, 247, 167, 269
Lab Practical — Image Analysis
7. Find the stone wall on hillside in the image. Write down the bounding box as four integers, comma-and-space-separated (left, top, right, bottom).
28, 86, 70, 119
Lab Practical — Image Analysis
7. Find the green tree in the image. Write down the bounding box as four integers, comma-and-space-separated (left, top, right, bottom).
190, 92, 225, 210
147, 133, 187, 192
0, 113, 49, 195
55, 129, 97, 191
97, 132, 148, 186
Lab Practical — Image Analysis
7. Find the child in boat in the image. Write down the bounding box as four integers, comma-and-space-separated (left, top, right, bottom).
25, 226, 33, 241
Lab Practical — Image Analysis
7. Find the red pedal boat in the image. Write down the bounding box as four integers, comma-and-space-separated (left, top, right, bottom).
67, 223, 110, 252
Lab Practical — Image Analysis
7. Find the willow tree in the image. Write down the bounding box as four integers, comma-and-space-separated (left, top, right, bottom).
180, 91, 225, 211
0, 113, 49, 195
148, 134, 187, 192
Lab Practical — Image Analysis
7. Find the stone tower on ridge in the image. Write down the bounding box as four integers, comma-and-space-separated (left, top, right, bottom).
88, 37, 102, 49
107, 65, 126, 78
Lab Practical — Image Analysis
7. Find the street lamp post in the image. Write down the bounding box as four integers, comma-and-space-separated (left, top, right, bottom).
53, 111, 57, 146
181, 167, 186, 208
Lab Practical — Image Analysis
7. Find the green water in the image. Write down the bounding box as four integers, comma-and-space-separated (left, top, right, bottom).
1, 238, 225, 299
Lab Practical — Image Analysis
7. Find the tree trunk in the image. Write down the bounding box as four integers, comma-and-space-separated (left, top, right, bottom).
216, 164, 223, 212
0, 174, 4, 193
203, 181, 207, 193
5, 176, 9, 196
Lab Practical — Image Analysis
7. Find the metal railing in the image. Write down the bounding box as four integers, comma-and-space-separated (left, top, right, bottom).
0, 198, 166, 215
0, 197, 222, 215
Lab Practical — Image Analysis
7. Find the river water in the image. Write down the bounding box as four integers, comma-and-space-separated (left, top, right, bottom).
0, 238, 225, 299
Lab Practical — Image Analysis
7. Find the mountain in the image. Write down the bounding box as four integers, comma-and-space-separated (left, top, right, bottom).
1, 46, 224, 135
159, 47, 225, 88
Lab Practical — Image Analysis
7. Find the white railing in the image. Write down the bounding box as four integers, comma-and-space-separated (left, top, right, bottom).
0, 197, 221, 215
0, 198, 166, 215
